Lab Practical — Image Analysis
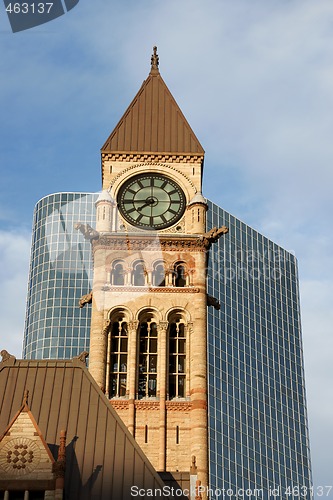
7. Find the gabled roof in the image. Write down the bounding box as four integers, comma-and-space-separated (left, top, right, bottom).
102, 47, 204, 156
0, 390, 56, 489
0, 355, 172, 499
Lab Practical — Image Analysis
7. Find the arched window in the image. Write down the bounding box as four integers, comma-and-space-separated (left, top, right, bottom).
174, 263, 187, 287
109, 321, 128, 398
111, 261, 125, 286
152, 262, 165, 287
169, 321, 186, 398
133, 261, 146, 286
138, 321, 157, 398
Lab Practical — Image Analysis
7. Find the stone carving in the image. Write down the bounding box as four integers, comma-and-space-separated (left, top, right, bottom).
0, 438, 41, 475
200, 226, 229, 247
73, 351, 89, 363
79, 291, 93, 308
207, 295, 221, 310
0, 350, 16, 363
74, 223, 99, 241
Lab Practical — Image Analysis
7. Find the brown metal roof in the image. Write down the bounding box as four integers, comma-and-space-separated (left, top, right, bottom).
0, 356, 172, 499
102, 61, 204, 155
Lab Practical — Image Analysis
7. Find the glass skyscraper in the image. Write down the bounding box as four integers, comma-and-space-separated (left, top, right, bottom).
23, 192, 97, 359
23, 195, 312, 497
207, 200, 312, 499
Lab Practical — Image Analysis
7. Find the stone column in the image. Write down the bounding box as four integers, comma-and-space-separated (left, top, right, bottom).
128, 320, 139, 435
105, 328, 112, 396
89, 309, 109, 392
89, 245, 108, 391
124, 267, 131, 286
158, 321, 168, 471
190, 251, 209, 498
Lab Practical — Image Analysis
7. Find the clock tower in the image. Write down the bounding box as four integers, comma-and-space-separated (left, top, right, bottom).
87, 47, 227, 495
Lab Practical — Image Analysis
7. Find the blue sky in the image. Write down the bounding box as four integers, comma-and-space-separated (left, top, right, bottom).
0, 0, 332, 495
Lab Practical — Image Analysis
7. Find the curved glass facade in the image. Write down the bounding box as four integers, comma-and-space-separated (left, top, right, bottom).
23, 192, 97, 359
207, 200, 312, 499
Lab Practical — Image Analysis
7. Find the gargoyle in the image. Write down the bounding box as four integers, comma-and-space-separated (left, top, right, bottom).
79, 291, 93, 308
200, 225, 229, 247
207, 294, 221, 310
74, 222, 99, 241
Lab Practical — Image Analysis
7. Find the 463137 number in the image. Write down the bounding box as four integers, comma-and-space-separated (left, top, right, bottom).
5, 3, 54, 14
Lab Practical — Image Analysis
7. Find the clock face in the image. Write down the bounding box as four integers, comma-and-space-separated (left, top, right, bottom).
117, 173, 186, 230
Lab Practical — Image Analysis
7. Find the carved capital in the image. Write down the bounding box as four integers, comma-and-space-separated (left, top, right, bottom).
158, 321, 169, 333
102, 320, 111, 336
128, 320, 139, 333
186, 322, 194, 336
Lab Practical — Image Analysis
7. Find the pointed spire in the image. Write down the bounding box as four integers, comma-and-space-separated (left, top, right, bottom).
102, 46, 204, 155
150, 45, 159, 75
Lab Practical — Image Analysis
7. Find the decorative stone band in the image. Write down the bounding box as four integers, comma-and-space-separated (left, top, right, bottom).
102, 154, 204, 164
109, 400, 130, 411
93, 236, 208, 252
110, 400, 192, 411
165, 401, 192, 412
101, 285, 200, 293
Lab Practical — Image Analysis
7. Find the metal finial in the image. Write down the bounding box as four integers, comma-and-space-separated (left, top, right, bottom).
150, 46, 159, 74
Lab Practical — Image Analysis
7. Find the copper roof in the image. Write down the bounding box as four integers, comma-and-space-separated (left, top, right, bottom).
0, 356, 172, 499
102, 47, 204, 156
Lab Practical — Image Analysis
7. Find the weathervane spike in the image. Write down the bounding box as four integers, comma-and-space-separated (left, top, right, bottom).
150, 46, 159, 74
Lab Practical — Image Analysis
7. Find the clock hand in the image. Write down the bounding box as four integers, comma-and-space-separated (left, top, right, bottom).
137, 197, 156, 212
